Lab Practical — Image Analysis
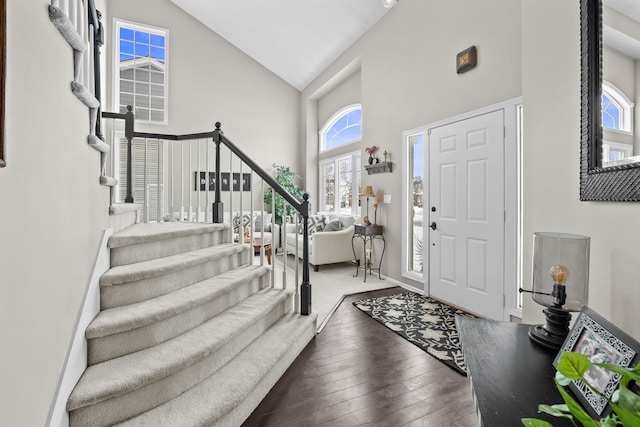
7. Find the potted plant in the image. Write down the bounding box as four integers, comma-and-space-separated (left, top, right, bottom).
522, 351, 640, 426
263, 163, 304, 224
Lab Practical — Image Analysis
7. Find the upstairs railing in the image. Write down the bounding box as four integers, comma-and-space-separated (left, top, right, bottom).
101, 109, 312, 315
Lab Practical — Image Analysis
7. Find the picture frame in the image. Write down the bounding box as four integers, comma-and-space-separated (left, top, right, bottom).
221, 172, 230, 191
193, 171, 216, 191
456, 45, 477, 74
553, 306, 639, 418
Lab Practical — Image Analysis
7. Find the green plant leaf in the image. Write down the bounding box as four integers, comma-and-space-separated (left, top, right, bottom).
596, 362, 640, 383
556, 371, 572, 386
617, 384, 640, 414
555, 381, 599, 427
538, 403, 573, 419
557, 352, 592, 380
610, 400, 640, 426
521, 419, 553, 427
598, 415, 618, 427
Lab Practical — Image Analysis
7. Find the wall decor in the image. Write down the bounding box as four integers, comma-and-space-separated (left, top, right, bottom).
193, 171, 216, 191
0, 0, 6, 167
232, 172, 251, 191
553, 306, 639, 418
456, 45, 477, 74
221, 172, 230, 191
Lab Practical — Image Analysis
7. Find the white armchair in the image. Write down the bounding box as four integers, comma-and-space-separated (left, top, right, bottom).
285, 214, 356, 271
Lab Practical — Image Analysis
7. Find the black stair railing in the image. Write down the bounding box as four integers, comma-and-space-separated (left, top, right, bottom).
212, 122, 312, 315
101, 110, 312, 315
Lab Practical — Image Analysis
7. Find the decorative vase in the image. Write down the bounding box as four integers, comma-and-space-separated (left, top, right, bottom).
374, 157, 380, 164
368, 156, 374, 165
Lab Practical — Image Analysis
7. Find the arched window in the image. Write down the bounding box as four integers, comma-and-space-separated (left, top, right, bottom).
319, 104, 362, 152
602, 81, 633, 133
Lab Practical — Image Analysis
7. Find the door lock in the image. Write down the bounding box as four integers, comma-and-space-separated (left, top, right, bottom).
430, 221, 437, 230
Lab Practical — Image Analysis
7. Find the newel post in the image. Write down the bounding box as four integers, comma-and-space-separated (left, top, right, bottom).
124, 105, 134, 203
212, 122, 224, 223
300, 193, 312, 315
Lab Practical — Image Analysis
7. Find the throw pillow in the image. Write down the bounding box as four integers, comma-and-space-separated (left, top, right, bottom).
254, 213, 272, 232
324, 218, 342, 232
301, 214, 326, 235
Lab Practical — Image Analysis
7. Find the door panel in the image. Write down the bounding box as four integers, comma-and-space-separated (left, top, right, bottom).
428, 110, 505, 319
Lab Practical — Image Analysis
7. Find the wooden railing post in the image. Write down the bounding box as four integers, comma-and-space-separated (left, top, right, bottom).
212, 122, 223, 223
124, 105, 134, 203
300, 193, 311, 315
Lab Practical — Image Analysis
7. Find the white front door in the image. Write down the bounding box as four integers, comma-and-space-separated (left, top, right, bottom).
428, 110, 505, 319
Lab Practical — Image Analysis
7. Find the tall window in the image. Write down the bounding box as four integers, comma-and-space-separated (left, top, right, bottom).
601, 81, 633, 133
319, 152, 361, 216
402, 132, 424, 279
318, 105, 362, 216
601, 81, 634, 164
319, 105, 362, 152
115, 20, 168, 124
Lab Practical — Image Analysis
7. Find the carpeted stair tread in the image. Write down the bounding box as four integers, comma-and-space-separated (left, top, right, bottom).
68, 288, 292, 411
108, 222, 229, 249
100, 243, 243, 287
115, 312, 317, 427
86, 265, 270, 339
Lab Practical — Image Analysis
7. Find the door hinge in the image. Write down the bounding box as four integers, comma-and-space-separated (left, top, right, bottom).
504, 211, 507, 223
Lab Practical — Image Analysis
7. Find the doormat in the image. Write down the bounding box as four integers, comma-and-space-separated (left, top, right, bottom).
352, 292, 475, 375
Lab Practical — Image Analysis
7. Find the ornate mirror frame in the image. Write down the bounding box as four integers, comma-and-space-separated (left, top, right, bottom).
580, 0, 640, 201
1, 0, 5, 167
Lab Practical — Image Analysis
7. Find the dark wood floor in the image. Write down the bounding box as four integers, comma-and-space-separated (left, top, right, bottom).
242, 287, 477, 427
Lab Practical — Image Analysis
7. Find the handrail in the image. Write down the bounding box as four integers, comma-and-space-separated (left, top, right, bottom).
101, 109, 312, 315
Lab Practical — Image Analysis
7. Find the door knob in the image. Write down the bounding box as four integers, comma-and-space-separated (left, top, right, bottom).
430, 221, 437, 230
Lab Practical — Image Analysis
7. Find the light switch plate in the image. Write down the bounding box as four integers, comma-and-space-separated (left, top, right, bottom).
383, 194, 391, 204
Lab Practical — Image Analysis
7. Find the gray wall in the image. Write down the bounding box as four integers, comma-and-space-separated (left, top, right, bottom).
521, 0, 640, 340
0, 1, 111, 425
107, 0, 302, 176
302, 0, 523, 291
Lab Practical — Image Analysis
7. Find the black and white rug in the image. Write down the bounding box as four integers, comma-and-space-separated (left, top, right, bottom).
353, 292, 475, 375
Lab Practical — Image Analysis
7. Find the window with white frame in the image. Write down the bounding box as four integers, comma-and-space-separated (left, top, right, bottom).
319, 152, 361, 216
601, 81, 634, 164
319, 105, 362, 152
602, 81, 633, 133
402, 132, 424, 280
115, 20, 168, 124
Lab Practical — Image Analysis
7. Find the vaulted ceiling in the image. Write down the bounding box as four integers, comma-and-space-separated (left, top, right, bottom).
169, 0, 395, 91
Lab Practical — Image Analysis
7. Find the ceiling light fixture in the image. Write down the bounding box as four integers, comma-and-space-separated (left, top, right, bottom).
382, 0, 398, 9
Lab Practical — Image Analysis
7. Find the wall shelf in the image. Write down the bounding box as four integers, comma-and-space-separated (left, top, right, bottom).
364, 162, 392, 175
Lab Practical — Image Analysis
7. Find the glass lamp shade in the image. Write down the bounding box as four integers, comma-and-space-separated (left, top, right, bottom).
531, 232, 590, 311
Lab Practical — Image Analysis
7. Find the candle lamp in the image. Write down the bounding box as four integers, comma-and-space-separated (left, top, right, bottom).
520, 232, 590, 350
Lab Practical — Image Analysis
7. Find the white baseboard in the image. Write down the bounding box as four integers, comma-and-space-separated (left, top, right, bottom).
47, 228, 112, 427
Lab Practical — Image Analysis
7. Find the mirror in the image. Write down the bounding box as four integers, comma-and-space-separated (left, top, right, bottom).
580, 0, 640, 201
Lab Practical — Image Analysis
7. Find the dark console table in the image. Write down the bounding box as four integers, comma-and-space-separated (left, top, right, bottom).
457, 316, 573, 427
351, 224, 385, 282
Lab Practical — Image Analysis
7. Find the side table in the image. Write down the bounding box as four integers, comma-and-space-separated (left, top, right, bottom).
351, 224, 385, 282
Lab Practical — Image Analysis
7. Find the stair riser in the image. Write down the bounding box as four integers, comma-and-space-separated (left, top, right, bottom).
101, 249, 250, 309
110, 229, 229, 267
88, 273, 270, 364
70, 297, 291, 427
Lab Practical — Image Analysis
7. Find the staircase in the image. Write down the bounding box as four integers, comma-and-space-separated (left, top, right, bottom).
67, 221, 317, 426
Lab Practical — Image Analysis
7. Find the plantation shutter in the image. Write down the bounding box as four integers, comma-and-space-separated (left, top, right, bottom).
116, 137, 164, 222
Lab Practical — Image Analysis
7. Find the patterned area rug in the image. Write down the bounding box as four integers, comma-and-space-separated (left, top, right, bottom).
353, 292, 475, 375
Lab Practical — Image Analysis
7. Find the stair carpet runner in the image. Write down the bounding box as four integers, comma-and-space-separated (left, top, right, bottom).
67, 222, 317, 426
